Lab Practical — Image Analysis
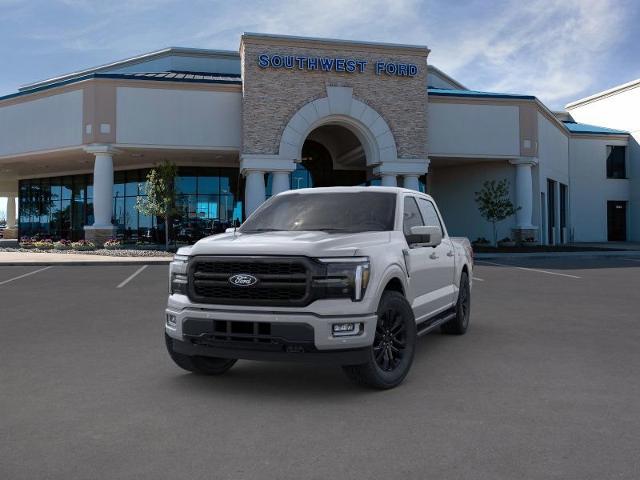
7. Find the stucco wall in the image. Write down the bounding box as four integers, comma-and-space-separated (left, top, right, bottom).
429, 161, 517, 242
0, 90, 83, 156
427, 102, 520, 157
241, 36, 428, 159
569, 136, 630, 242
116, 87, 242, 148
568, 86, 639, 241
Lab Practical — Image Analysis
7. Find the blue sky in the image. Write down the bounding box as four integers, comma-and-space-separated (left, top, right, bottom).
1, 0, 639, 109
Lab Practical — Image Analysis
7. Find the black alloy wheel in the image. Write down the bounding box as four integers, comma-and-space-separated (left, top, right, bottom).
374, 308, 408, 372
441, 271, 471, 335
342, 291, 416, 389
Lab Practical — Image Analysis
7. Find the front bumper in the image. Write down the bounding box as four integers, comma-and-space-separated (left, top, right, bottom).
168, 335, 370, 365
165, 303, 378, 359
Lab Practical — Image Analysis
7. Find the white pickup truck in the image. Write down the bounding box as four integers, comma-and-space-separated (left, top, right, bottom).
165, 187, 473, 389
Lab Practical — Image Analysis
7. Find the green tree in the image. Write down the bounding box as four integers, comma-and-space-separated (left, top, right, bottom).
135, 161, 178, 250
474, 179, 519, 246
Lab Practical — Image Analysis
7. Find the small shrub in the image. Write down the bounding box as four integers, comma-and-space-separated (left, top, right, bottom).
54, 239, 72, 250
71, 240, 96, 251
472, 237, 490, 246
20, 236, 35, 249
103, 238, 122, 250
33, 239, 54, 250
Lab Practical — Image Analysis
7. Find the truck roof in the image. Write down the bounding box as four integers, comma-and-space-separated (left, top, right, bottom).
278, 186, 432, 197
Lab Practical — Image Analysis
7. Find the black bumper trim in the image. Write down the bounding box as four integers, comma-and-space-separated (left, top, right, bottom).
170, 337, 369, 366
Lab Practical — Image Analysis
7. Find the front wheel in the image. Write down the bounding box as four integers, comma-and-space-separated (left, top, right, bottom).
165, 333, 237, 375
342, 291, 416, 389
441, 271, 471, 335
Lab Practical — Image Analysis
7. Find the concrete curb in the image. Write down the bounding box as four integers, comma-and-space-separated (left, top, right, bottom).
475, 250, 640, 260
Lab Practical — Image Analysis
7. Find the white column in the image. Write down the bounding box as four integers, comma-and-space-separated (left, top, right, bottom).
509, 158, 537, 229
271, 171, 290, 196
244, 170, 266, 216
402, 175, 420, 191
6, 195, 16, 229
380, 174, 397, 187
91, 151, 115, 227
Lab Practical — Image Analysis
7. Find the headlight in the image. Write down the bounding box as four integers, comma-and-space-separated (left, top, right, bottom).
169, 253, 189, 295
314, 257, 370, 301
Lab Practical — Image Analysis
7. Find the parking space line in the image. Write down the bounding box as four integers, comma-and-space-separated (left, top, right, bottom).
472, 277, 485, 282
0, 266, 52, 286
476, 260, 581, 279
117, 265, 148, 289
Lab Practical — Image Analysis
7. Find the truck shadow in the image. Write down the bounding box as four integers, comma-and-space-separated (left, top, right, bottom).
164, 331, 454, 399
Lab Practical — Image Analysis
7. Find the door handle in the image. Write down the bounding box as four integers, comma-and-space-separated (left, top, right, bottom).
429, 252, 438, 260
447, 250, 454, 257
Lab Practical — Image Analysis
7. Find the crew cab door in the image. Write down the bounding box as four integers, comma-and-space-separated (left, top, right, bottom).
402, 195, 456, 322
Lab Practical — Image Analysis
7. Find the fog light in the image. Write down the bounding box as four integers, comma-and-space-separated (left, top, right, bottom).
332, 322, 361, 337
166, 314, 177, 328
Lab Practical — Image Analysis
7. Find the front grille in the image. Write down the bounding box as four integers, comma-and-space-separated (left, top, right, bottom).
188, 256, 317, 306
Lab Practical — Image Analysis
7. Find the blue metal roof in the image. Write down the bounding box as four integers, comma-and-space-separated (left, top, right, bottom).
562, 121, 628, 135
0, 71, 242, 102
428, 87, 535, 100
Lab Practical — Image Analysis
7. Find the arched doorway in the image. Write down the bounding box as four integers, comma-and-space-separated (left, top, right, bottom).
267, 123, 381, 197
300, 124, 372, 187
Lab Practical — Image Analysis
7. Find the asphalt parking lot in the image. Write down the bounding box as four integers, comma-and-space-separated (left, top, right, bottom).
1, 257, 640, 479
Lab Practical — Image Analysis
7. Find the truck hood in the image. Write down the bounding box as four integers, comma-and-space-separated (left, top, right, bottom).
188, 230, 392, 257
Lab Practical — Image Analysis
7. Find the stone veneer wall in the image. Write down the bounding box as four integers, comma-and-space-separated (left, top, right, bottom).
240, 36, 429, 160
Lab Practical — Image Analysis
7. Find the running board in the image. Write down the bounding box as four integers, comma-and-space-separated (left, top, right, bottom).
416, 309, 456, 337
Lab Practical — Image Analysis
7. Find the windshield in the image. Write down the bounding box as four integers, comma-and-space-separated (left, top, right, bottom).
239, 191, 397, 234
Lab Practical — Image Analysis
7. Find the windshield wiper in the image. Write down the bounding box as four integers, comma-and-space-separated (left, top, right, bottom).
304, 228, 350, 233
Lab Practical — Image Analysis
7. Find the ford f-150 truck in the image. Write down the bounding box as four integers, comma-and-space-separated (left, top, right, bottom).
165, 187, 473, 389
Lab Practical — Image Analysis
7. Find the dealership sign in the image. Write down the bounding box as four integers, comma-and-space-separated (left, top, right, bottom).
258, 53, 418, 77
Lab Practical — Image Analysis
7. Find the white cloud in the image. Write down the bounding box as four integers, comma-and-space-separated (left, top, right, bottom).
424, 0, 631, 107
4, 0, 635, 108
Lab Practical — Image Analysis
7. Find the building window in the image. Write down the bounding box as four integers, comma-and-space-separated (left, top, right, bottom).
606, 146, 626, 179
18, 167, 242, 245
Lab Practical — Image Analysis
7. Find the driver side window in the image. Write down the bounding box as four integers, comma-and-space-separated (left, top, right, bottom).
403, 197, 425, 239
417, 198, 443, 236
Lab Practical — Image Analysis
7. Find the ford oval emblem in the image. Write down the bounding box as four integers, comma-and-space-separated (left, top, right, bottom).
229, 273, 259, 287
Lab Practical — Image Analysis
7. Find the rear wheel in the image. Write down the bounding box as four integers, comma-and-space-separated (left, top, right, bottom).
441, 271, 471, 335
165, 333, 237, 375
342, 291, 416, 389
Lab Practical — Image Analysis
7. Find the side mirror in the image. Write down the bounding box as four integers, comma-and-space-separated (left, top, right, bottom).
225, 227, 235, 233
408, 225, 442, 247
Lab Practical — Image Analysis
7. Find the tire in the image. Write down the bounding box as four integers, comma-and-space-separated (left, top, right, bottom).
441, 270, 471, 335
165, 333, 237, 375
342, 291, 416, 389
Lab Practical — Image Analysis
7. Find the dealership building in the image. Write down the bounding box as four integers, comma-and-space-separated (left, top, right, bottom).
0, 33, 637, 245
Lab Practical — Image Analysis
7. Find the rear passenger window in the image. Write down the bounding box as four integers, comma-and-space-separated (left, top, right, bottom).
403, 197, 425, 237
417, 198, 443, 235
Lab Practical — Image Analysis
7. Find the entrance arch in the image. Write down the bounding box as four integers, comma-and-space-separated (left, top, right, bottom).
278, 86, 398, 167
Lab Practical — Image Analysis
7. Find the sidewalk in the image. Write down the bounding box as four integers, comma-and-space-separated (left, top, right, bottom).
0, 251, 172, 266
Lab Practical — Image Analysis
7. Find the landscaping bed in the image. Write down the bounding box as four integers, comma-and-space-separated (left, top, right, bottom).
0, 247, 173, 257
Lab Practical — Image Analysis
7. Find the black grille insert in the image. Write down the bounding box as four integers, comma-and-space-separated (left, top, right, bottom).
188, 256, 318, 306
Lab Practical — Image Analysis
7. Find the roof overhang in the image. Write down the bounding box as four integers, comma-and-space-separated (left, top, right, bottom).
19, 47, 240, 93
